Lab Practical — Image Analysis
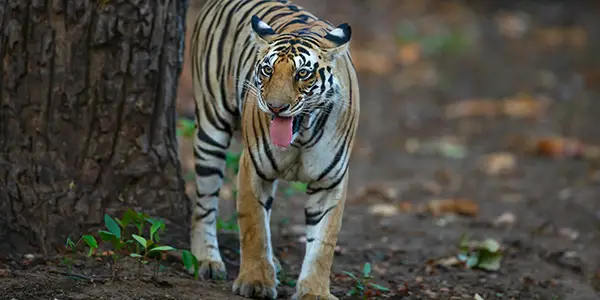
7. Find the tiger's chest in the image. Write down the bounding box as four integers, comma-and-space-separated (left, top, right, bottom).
257, 135, 338, 184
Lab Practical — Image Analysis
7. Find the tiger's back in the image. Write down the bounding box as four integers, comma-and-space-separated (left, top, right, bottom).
189, 1, 359, 299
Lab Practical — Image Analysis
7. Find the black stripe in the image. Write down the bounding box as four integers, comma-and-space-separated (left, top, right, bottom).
195, 164, 224, 178
277, 19, 307, 31
302, 104, 332, 148
297, 46, 309, 55
259, 196, 274, 211
316, 112, 355, 181
217, 1, 248, 116
305, 205, 337, 226
201, 95, 233, 134
268, 12, 295, 23
196, 189, 220, 199
307, 166, 348, 195
247, 111, 270, 181
196, 122, 228, 149
318, 68, 326, 94
198, 208, 217, 219
195, 146, 227, 160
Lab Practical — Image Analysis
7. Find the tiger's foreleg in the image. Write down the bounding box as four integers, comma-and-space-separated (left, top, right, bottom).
189, 113, 233, 280
292, 174, 349, 300
232, 151, 279, 299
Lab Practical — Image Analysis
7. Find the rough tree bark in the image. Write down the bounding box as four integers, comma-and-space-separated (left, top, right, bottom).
0, 0, 190, 256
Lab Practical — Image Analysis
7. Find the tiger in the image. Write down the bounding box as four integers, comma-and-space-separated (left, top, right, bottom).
189, 0, 359, 299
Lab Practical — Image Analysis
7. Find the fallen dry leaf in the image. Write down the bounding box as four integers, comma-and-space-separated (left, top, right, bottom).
445, 94, 547, 119
396, 42, 421, 66
493, 212, 517, 227
500, 93, 548, 119
445, 99, 498, 119
558, 227, 580, 240
369, 203, 399, 217
495, 11, 530, 39
534, 26, 588, 48
506, 134, 589, 159
398, 201, 414, 212
530, 137, 585, 158
425, 198, 479, 217
429, 256, 461, 267
479, 152, 517, 175
350, 183, 398, 203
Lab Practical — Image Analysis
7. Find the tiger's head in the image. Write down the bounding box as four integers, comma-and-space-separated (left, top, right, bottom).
249, 15, 352, 147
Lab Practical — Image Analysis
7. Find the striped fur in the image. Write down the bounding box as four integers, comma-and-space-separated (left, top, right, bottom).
189, 1, 359, 299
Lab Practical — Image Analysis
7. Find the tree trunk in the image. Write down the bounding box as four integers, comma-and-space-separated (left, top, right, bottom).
0, 0, 190, 256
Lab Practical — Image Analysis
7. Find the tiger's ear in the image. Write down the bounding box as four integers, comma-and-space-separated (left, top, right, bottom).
251, 15, 277, 45
322, 23, 352, 60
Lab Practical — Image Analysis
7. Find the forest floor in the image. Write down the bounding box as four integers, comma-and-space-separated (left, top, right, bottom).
3, 0, 600, 299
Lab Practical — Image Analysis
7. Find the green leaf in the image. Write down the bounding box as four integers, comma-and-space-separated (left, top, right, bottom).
131, 234, 147, 249
104, 214, 121, 239
65, 235, 76, 249
114, 217, 124, 228
121, 208, 139, 228
99, 230, 117, 242
481, 238, 501, 253
148, 245, 176, 253
225, 151, 241, 174
177, 118, 196, 137
477, 251, 503, 271
465, 253, 480, 269
182, 250, 199, 278
289, 181, 308, 193
81, 235, 98, 256
368, 282, 390, 292
362, 263, 372, 278
130, 253, 143, 258
342, 271, 359, 282
150, 221, 164, 242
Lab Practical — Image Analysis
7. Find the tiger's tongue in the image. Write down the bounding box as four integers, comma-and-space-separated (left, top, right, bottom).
270, 116, 293, 147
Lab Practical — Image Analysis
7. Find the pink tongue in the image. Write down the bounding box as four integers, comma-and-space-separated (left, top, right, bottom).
270, 116, 293, 147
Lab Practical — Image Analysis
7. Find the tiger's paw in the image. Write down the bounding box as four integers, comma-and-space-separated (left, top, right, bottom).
188, 259, 227, 280
232, 260, 277, 299
291, 292, 339, 300
292, 280, 338, 300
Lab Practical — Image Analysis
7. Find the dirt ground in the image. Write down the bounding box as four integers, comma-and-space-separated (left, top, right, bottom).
3, 0, 600, 299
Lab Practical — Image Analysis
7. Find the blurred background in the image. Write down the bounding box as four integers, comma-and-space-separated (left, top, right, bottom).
177, 1, 600, 298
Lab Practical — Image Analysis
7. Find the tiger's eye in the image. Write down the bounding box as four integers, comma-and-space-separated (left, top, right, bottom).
297, 69, 310, 79
262, 65, 273, 76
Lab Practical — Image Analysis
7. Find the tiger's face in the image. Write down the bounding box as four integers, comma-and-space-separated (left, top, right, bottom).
253, 47, 321, 118
250, 15, 352, 147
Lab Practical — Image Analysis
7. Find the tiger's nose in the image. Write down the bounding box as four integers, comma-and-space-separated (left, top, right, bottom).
267, 103, 290, 114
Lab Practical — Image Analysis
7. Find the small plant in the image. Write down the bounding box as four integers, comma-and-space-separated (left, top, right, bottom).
176, 117, 196, 138
217, 212, 239, 232
284, 181, 308, 196
181, 249, 200, 279
225, 151, 242, 175
61, 234, 98, 275
457, 235, 503, 271
62, 209, 179, 280
129, 233, 175, 278
343, 263, 390, 297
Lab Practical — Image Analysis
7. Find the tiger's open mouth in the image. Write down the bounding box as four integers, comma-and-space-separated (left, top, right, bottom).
269, 114, 303, 147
